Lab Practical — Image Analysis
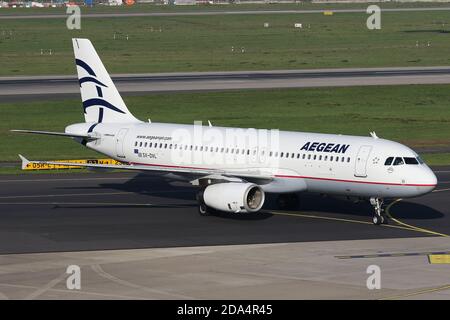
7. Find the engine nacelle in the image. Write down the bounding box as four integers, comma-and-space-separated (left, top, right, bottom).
202, 182, 265, 213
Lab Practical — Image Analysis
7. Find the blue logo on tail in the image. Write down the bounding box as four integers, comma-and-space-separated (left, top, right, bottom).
76, 59, 125, 122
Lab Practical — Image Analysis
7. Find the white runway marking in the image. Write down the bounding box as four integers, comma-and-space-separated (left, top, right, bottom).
24, 272, 66, 300
0, 192, 130, 199
0, 282, 147, 300
91, 264, 192, 299
0, 202, 159, 207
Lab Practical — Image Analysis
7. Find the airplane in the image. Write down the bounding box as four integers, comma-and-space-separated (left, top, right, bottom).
12, 38, 438, 225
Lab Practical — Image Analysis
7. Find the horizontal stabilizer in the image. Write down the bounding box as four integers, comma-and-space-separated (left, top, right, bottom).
11, 129, 99, 140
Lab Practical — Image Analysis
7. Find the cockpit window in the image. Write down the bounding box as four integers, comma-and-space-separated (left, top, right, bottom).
404, 157, 419, 165
416, 156, 424, 164
393, 157, 404, 166
384, 157, 394, 166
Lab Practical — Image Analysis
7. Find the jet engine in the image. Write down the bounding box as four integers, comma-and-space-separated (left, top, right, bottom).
202, 182, 265, 213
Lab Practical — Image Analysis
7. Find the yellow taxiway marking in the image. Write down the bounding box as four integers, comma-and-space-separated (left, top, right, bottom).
379, 284, 450, 300
428, 254, 450, 264
270, 211, 420, 233
385, 199, 449, 237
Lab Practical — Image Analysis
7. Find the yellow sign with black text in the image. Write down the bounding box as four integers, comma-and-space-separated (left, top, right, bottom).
23, 159, 123, 171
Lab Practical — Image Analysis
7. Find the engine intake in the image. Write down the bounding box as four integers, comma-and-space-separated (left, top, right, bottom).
203, 182, 265, 213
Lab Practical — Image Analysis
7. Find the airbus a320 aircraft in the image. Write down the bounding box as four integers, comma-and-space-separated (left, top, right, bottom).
13, 39, 437, 225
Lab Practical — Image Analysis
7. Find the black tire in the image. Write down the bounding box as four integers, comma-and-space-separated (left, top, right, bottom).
198, 202, 211, 216
196, 189, 211, 216
372, 215, 382, 225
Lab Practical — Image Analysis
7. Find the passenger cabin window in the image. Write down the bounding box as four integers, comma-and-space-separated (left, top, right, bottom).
393, 157, 404, 166
404, 157, 419, 165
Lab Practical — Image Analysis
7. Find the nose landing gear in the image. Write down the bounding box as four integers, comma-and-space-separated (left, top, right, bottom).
370, 197, 388, 225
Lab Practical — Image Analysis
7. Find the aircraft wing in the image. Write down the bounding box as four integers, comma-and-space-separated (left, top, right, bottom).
18, 155, 274, 181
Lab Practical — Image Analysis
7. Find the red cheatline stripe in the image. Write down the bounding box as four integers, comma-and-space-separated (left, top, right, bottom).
275, 175, 436, 187
130, 161, 207, 170
130, 162, 436, 187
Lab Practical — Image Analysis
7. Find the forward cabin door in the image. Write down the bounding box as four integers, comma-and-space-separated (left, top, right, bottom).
115, 128, 129, 158
354, 145, 372, 178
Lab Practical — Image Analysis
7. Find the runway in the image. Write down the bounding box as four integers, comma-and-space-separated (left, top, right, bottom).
2, 7, 450, 19
2, 67, 450, 102
0, 168, 448, 255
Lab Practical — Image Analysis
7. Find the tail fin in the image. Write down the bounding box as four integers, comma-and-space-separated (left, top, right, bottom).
72, 38, 140, 123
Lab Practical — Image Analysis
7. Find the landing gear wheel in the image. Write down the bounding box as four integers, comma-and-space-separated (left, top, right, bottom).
198, 202, 211, 216
372, 214, 382, 225
370, 197, 386, 226
197, 189, 211, 216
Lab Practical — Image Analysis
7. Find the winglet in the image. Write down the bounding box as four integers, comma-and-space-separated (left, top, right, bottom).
18, 154, 30, 170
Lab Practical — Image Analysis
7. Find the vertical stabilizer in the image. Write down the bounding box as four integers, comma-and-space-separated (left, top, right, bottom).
72, 38, 140, 123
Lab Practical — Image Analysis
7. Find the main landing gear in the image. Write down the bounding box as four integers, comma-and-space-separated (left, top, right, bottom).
370, 197, 388, 225
196, 189, 211, 216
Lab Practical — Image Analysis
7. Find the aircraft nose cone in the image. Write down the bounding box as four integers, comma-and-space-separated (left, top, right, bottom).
428, 169, 438, 189
420, 169, 437, 195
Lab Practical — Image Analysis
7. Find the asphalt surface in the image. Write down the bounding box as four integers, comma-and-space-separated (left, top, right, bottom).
1, 7, 450, 19
0, 168, 448, 255
2, 67, 450, 102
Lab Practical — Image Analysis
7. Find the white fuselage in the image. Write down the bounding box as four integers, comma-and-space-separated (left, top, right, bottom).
66, 121, 437, 199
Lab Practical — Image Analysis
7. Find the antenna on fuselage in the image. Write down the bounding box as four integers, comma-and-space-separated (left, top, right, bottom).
370, 131, 379, 139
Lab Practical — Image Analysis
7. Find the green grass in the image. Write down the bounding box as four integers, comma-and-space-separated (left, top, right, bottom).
2, 85, 449, 165
2, 11, 450, 75
1, 2, 449, 16
422, 153, 450, 166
